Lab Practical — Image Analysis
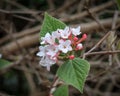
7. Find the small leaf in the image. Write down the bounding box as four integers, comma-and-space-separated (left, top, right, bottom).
57, 58, 90, 93
0, 59, 12, 69
40, 12, 66, 37
53, 85, 68, 96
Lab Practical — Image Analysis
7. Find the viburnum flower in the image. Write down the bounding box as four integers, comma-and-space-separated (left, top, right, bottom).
37, 46, 47, 57
41, 33, 50, 44
59, 27, 71, 39
40, 56, 56, 71
41, 33, 55, 45
52, 30, 61, 39
37, 26, 87, 71
58, 40, 72, 53
46, 45, 59, 57
71, 26, 81, 36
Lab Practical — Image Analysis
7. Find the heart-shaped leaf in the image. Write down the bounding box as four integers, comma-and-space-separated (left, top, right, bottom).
57, 58, 90, 93
40, 12, 66, 37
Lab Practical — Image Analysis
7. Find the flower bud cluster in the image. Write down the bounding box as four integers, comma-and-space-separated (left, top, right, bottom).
37, 26, 87, 71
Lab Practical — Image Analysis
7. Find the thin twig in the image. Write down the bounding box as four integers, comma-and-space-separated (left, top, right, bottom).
84, 50, 120, 56
49, 76, 59, 95
111, 11, 120, 66
4, 0, 42, 21
61, 1, 114, 22
13, 14, 36, 22
83, 31, 111, 59
0, 9, 42, 14
85, 6, 106, 32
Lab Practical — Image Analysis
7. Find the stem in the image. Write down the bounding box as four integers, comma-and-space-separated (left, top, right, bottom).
49, 76, 59, 95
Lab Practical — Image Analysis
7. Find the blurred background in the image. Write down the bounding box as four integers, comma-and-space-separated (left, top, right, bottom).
0, 0, 120, 96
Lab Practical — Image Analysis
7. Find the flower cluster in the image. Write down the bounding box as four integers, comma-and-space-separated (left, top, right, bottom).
37, 26, 87, 71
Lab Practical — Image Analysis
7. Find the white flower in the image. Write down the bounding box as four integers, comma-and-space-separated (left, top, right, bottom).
41, 33, 51, 44
52, 30, 61, 39
59, 27, 71, 39
58, 40, 72, 53
71, 26, 81, 36
46, 45, 59, 57
41, 33, 55, 45
40, 56, 56, 71
37, 45, 48, 57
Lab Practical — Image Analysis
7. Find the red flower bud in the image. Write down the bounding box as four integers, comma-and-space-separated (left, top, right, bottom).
73, 37, 78, 41
82, 34, 87, 40
69, 55, 75, 60
76, 34, 87, 44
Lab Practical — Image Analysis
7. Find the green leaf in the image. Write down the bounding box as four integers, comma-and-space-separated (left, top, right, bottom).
0, 59, 12, 69
40, 12, 66, 37
116, 0, 120, 10
53, 85, 68, 96
57, 58, 90, 93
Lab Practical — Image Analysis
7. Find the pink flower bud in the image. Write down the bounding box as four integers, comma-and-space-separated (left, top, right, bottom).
76, 43, 83, 50
73, 37, 78, 41
69, 55, 75, 60
76, 34, 87, 44
82, 34, 87, 40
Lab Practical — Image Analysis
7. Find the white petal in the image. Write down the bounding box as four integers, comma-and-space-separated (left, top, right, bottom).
68, 46, 72, 51
39, 56, 56, 69
45, 33, 51, 37
59, 39, 64, 44
52, 30, 60, 39
65, 40, 71, 45
59, 27, 71, 39
37, 46, 46, 56
58, 40, 72, 53
37, 52, 44, 57
72, 26, 81, 36
46, 45, 58, 57
62, 48, 68, 53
